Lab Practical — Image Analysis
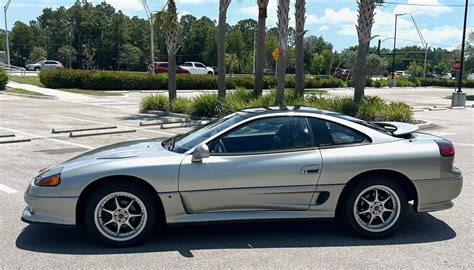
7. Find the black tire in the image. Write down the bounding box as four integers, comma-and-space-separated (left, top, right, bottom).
34, 67, 41, 71
342, 177, 408, 239
207, 71, 213, 75
83, 181, 159, 247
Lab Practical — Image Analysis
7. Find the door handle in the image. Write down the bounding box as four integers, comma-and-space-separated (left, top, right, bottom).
300, 165, 320, 175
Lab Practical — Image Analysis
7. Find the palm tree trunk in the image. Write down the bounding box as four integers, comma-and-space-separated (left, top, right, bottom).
354, 0, 377, 102
218, 0, 231, 100
253, 0, 269, 97
276, 0, 290, 106
294, 0, 306, 97
168, 53, 177, 101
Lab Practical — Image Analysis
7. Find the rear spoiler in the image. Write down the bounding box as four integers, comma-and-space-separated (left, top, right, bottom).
371, 121, 419, 136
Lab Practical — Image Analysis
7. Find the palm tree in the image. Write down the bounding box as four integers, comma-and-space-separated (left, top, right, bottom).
218, 0, 232, 99
353, 0, 380, 101
294, 0, 306, 97
276, 0, 290, 105
160, 0, 180, 102
253, 0, 269, 97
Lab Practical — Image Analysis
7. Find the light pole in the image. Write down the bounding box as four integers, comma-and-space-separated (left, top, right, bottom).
4, 0, 11, 72
391, 13, 406, 81
458, 0, 469, 93
142, 0, 155, 74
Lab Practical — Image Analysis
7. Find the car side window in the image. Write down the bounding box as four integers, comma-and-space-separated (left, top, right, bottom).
182, 63, 192, 66
308, 118, 367, 147
209, 116, 314, 155
195, 63, 206, 68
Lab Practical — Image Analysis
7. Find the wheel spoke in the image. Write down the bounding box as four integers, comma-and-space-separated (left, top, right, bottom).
124, 221, 135, 231
103, 219, 115, 226
357, 209, 370, 215
379, 214, 385, 224
382, 194, 392, 204
368, 214, 375, 225
116, 223, 122, 234
114, 196, 121, 210
383, 208, 394, 213
361, 197, 372, 204
129, 213, 143, 218
374, 189, 379, 201
102, 208, 115, 215
124, 199, 135, 211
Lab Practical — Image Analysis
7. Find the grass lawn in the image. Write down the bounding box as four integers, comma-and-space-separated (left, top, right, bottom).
59, 88, 123, 96
4, 87, 46, 96
9, 76, 44, 87
445, 95, 474, 101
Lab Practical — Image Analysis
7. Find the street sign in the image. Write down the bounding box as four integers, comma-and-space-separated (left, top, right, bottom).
453, 60, 461, 71
272, 48, 279, 61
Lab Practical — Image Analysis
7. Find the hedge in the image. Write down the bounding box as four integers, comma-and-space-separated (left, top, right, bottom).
0, 69, 8, 90
39, 69, 345, 90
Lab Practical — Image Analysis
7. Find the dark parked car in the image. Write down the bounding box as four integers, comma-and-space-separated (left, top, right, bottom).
152, 62, 190, 74
332, 68, 351, 79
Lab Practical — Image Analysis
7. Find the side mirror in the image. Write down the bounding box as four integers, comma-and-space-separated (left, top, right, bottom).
192, 143, 210, 162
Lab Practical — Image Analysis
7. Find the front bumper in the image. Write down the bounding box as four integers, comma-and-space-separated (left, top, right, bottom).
414, 175, 463, 212
22, 194, 78, 226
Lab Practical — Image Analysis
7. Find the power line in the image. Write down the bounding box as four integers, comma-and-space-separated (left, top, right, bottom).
384, 1, 473, 7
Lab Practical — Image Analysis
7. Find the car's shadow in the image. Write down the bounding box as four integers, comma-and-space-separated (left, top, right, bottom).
16, 211, 455, 257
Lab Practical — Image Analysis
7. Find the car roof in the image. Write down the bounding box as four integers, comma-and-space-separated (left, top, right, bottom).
238, 106, 334, 116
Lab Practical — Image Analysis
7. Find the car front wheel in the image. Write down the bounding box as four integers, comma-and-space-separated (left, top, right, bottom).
342, 177, 408, 238
84, 182, 158, 246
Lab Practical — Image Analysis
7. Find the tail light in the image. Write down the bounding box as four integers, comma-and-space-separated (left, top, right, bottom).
435, 140, 455, 157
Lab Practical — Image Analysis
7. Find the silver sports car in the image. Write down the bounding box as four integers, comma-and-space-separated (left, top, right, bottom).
22, 107, 463, 246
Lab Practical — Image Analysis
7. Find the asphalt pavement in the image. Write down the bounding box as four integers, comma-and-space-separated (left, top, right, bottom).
0, 90, 473, 268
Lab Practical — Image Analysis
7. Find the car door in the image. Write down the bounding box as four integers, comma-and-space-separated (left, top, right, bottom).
178, 116, 323, 213
194, 63, 207, 74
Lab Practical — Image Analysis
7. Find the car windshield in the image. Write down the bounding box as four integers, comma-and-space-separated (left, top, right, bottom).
163, 113, 247, 153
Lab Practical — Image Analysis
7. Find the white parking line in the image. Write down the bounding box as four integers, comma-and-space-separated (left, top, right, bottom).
0, 127, 93, 149
0, 184, 18, 194
52, 115, 176, 136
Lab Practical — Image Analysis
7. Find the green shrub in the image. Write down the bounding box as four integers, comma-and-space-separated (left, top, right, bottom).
373, 79, 389, 88
140, 94, 169, 112
381, 102, 413, 122
356, 96, 386, 121
0, 69, 8, 90
170, 97, 192, 114
190, 93, 221, 117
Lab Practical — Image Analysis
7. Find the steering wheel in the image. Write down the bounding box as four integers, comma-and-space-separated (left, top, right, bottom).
213, 139, 227, 153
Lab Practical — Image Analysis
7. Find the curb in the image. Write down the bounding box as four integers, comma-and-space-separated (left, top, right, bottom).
415, 121, 434, 130
0, 91, 57, 100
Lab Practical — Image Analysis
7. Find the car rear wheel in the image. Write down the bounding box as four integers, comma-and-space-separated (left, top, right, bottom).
342, 177, 408, 238
84, 182, 158, 246
207, 71, 213, 75
34, 67, 41, 71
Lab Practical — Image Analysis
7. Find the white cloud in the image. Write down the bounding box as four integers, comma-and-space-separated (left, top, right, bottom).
306, 14, 319, 25
103, 0, 143, 11
318, 25, 329, 32
317, 8, 357, 26
394, 0, 453, 17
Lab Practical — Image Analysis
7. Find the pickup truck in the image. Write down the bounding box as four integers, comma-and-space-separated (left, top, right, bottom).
180, 62, 214, 75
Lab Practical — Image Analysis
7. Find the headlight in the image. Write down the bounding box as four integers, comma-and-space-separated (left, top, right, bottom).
34, 173, 61, 186
33, 165, 63, 187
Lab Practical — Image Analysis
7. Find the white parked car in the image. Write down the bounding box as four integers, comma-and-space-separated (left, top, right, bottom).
180, 62, 214, 75
467, 73, 474, 81
394, 71, 411, 78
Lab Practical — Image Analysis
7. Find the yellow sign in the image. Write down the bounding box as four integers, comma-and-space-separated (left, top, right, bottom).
272, 48, 279, 61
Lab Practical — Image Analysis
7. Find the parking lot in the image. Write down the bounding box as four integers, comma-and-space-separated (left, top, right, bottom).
0, 90, 473, 268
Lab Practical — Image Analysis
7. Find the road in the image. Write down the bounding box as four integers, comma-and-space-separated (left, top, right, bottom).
0, 91, 473, 268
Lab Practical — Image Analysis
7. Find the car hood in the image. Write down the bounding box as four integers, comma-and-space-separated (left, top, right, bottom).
59, 138, 177, 170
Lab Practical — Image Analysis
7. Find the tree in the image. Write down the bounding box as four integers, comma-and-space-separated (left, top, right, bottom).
28, 47, 47, 63
303, 36, 333, 70
58, 46, 77, 68
10, 21, 34, 66
294, 0, 306, 96
320, 48, 334, 75
406, 61, 423, 77
253, 0, 270, 97
353, 0, 379, 101
225, 53, 239, 76
217, 0, 232, 99
311, 53, 323, 74
119, 44, 142, 71
366, 53, 387, 76
276, 0, 290, 105
160, 0, 180, 102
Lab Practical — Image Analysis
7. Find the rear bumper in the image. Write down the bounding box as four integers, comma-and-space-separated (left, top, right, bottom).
414, 175, 463, 212
22, 194, 77, 226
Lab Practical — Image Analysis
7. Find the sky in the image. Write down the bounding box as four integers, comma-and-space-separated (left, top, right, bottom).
4, 0, 473, 51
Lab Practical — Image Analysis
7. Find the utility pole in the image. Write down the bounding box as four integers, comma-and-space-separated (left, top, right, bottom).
4, 0, 11, 73
458, 0, 469, 93
142, 0, 155, 74
377, 39, 381, 55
